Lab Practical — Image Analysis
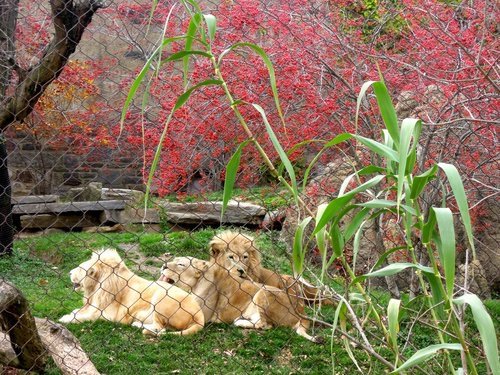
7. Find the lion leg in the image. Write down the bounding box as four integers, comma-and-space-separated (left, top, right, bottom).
59, 306, 100, 324
234, 294, 270, 330
293, 320, 323, 343
151, 309, 205, 336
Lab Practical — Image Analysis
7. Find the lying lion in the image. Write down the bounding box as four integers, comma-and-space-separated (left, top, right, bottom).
162, 231, 332, 306
161, 250, 322, 343
59, 248, 204, 336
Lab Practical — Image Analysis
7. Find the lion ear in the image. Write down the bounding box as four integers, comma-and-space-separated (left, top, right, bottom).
209, 240, 223, 258
87, 267, 96, 277
200, 261, 209, 271
194, 261, 208, 277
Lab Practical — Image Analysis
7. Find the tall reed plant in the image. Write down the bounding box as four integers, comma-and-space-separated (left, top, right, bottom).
122, 2, 499, 373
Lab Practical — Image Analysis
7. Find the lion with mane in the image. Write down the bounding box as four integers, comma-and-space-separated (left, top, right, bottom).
160, 233, 322, 342
59, 248, 204, 336
162, 231, 332, 306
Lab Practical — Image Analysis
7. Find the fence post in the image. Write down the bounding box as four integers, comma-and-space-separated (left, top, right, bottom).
0, 134, 13, 256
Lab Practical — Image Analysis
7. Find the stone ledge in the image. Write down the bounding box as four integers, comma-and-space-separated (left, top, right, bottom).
158, 200, 266, 226
12, 200, 127, 215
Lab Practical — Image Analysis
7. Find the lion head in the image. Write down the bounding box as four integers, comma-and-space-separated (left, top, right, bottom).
208, 231, 261, 279
69, 248, 128, 301
160, 256, 209, 291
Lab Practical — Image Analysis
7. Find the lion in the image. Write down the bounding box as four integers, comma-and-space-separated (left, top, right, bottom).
160, 252, 322, 343
208, 230, 333, 305
59, 248, 204, 336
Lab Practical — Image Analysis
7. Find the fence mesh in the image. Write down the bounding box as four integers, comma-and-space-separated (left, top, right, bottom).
0, 0, 498, 374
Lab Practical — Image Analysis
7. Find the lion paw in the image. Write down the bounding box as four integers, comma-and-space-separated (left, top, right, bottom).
141, 324, 161, 336
59, 314, 75, 324
234, 318, 255, 329
131, 321, 144, 329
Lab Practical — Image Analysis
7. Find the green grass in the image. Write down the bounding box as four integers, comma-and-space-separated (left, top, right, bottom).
0, 231, 351, 374
139, 228, 217, 259
1, 230, 498, 374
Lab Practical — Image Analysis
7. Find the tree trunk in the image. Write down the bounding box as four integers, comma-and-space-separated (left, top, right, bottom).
0, 136, 13, 255
0, 0, 19, 256
0, 279, 47, 372
0, 0, 18, 95
0, 0, 103, 257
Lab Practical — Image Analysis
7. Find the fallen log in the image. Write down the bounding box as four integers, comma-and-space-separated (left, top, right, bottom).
0, 280, 99, 374
0, 279, 47, 372
34, 318, 100, 375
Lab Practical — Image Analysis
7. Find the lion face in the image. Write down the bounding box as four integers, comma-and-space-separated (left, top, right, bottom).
216, 250, 250, 279
160, 256, 208, 291
69, 249, 124, 294
209, 231, 261, 279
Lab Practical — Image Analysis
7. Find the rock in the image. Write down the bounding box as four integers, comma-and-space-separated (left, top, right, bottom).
395, 91, 419, 119
100, 207, 160, 225
280, 154, 360, 253
101, 188, 144, 202
82, 223, 125, 233
20, 214, 99, 230
64, 182, 102, 202
279, 154, 393, 283
474, 198, 500, 295
456, 260, 491, 299
99, 189, 155, 225
261, 208, 286, 230
158, 200, 266, 226
12, 200, 127, 215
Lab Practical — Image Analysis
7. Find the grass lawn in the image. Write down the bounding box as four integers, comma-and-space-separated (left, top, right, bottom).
1, 229, 498, 374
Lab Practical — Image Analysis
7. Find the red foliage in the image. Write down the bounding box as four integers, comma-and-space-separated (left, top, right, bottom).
13, 0, 497, 212
120, 0, 497, 203
12, 1, 116, 156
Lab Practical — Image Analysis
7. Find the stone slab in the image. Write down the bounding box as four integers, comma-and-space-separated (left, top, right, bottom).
11, 195, 59, 205
158, 200, 266, 225
12, 200, 127, 215
20, 214, 99, 229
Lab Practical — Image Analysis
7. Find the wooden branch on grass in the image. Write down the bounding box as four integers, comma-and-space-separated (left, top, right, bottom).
0, 279, 47, 372
0, 279, 99, 374
34, 317, 100, 375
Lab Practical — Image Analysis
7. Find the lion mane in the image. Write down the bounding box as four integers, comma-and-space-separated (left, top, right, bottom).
80, 249, 129, 312
60, 248, 204, 336
209, 231, 333, 305
209, 230, 261, 273
162, 236, 322, 343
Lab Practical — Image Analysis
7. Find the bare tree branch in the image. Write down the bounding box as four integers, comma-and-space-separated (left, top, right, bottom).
0, 0, 104, 130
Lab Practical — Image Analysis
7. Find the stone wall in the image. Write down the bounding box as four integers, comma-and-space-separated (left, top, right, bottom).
6, 132, 144, 196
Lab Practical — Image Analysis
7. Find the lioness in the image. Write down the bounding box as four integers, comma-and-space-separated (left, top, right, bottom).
59, 248, 204, 336
160, 256, 218, 322
161, 253, 322, 343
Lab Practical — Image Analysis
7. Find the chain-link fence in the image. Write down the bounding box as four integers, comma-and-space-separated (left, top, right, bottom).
1, 0, 498, 373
